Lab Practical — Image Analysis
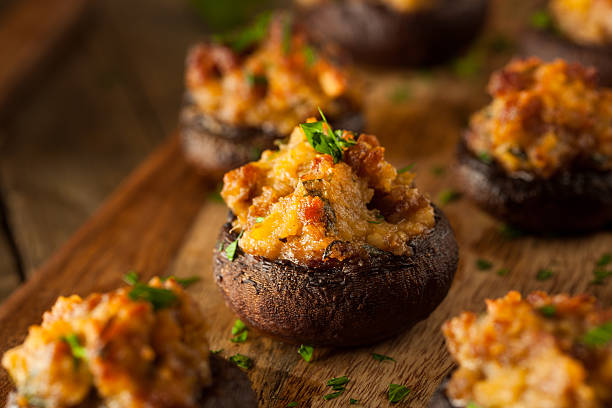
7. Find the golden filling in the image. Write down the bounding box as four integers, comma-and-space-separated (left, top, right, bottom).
2, 278, 211, 408
467, 58, 612, 178
185, 14, 355, 135
443, 291, 612, 408
221, 123, 434, 266
296, 0, 435, 13
551, 0, 612, 45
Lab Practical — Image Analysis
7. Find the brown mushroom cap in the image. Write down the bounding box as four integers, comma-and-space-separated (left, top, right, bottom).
297, 0, 488, 67
213, 206, 458, 347
520, 28, 612, 87
456, 138, 612, 232
179, 93, 365, 176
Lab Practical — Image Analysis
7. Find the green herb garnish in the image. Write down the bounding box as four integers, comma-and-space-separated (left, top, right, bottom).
538, 304, 556, 317
477, 151, 493, 164
123, 271, 139, 285
349, 399, 359, 405
372, 353, 395, 362
231, 331, 248, 343
388, 384, 411, 403
438, 189, 461, 205
323, 392, 343, 401
232, 319, 246, 335
327, 376, 350, 387
591, 268, 612, 285
282, 15, 293, 55
210, 349, 224, 354
300, 109, 355, 164
536, 268, 554, 281
225, 232, 243, 261
298, 344, 314, 362
467, 402, 483, 408
303, 45, 317, 66
213, 12, 271, 52
62, 334, 86, 361
255, 216, 265, 223
246, 72, 268, 87
530, 10, 554, 30
161, 275, 200, 288
583, 321, 612, 347
398, 164, 415, 174
287, 403, 298, 407
367, 220, 382, 224
452, 49, 484, 78
497, 268, 510, 276
476, 259, 493, 271
499, 223, 524, 239
597, 253, 612, 267
231, 319, 248, 342
129, 284, 177, 310
229, 353, 253, 370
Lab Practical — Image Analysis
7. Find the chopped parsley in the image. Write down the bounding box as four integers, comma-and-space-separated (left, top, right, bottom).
476, 258, 493, 271
282, 15, 293, 55
438, 189, 461, 205
213, 12, 271, 52
367, 220, 382, 224
128, 283, 177, 310
62, 334, 86, 361
225, 232, 243, 261
452, 49, 484, 78
231, 319, 248, 342
538, 304, 556, 317
298, 344, 314, 362
229, 353, 253, 370
597, 253, 612, 267
388, 384, 411, 404
162, 275, 200, 288
496, 268, 510, 276
372, 353, 395, 362
323, 392, 343, 401
530, 10, 554, 31
591, 268, 612, 285
349, 398, 359, 405
210, 349, 224, 354
467, 402, 483, 408
326, 376, 350, 387
123, 271, 139, 285
499, 223, 524, 239
246, 72, 268, 87
536, 268, 554, 281
583, 321, 612, 347
397, 163, 415, 174
287, 403, 298, 407
300, 109, 356, 164
303, 45, 317, 66
255, 216, 265, 223
477, 151, 493, 164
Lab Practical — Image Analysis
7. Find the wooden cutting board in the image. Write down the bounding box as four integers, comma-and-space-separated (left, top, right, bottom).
1, 1, 611, 406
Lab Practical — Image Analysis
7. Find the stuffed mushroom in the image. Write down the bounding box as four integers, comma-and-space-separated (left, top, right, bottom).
457, 58, 612, 232
296, 0, 489, 67
521, 0, 612, 86
213, 115, 458, 347
180, 13, 363, 176
1, 277, 256, 408
429, 290, 612, 408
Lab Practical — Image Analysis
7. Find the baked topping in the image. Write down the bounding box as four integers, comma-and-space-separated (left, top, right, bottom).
466, 58, 612, 178
2, 278, 211, 408
296, 0, 435, 13
443, 291, 612, 408
220, 119, 434, 266
550, 0, 612, 46
185, 13, 356, 135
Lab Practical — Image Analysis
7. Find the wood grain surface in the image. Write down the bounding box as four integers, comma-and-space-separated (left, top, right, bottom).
1, 0, 611, 407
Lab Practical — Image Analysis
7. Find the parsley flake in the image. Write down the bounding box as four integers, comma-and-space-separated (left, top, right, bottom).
231, 319, 248, 342
476, 259, 493, 271
246, 72, 268, 87
123, 271, 139, 285
62, 334, 86, 361
372, 353, 395, 362
538, 305, 556, 317
327, 376, 350, 387
129, 283, 177, 310
298, 344, 314, 362
597, 253, 612, 267
300, 109, 355, 164
303, 45, 317, 66
530, 10, 554, 30
229, 353, 253, 370
162, 275, 200, 288
591, 268, 612, 285
225, 232, 243, 261
497, 268, 510, 276
467, 402, 483, 408
350, 398, 360, 405
438, 189, 461, 205
210, 349, 224, 354
287, 403, 298, 407
255, 217, 265, 223
388, 384, 411, 403
583, 321, 612, 347
213, 12, 271, 52
231, 331, 248, 343
398, 164, 415, 174
536, 268, 554, 281
232, 319, 246, 335
499, 223, 524, 239
323, 392, 343, 401
477, 151, 493, 164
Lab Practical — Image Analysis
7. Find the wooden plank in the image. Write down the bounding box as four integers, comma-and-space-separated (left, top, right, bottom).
0, 135, 211, 398
0, 0, 88, 112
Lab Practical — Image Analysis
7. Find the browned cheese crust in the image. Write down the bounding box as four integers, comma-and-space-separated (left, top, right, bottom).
1, 278, 212, 408
438, 291, 612, 408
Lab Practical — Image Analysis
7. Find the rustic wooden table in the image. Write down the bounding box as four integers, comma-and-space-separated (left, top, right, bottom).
0, 0, 210, 300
